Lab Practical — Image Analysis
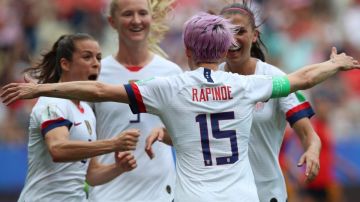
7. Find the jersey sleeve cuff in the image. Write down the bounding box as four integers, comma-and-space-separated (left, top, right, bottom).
41, 117, 73, 137
286, 102, 315, 126
124, 83, 146, 114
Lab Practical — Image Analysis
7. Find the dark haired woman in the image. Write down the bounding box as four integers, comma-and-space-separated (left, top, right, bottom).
18, 34, 139, 201
219, 2, 321, 202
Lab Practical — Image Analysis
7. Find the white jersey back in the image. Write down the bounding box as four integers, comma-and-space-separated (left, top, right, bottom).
221, 61, 314, 202
89, 55, 182, 202
18, 97, 96, 202
125, 67, 274, 202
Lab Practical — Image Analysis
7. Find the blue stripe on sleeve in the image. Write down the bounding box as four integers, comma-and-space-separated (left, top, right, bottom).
287, 107, 315, 126
41, 120, 73, 137
124, 84, 139, 114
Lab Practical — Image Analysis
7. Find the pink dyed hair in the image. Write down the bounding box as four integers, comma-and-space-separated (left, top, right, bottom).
183, 13, 236, 63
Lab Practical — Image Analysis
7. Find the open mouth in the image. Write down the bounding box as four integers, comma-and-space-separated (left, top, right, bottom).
229, 43, 242, 52
130, 27, 144, 32
88, 74, 98, 81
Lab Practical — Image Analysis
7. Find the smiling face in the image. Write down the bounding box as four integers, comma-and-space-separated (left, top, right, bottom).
61, 39, 101, 82
223, 13, 258, 64
108, 0, 152, 46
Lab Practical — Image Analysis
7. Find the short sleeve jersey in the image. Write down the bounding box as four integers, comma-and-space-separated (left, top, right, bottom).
220, 61, 314, 202
125, 67, 274, 202
18, 97, 96, 202
89, 54, 182, 202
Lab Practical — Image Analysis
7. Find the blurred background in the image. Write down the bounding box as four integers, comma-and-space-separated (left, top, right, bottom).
0, 0, 359, 201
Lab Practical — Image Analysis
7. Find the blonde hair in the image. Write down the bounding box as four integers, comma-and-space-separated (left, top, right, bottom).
109, 0, 175, 58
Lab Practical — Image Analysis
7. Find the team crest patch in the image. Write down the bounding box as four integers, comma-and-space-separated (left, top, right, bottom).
84, 120, 92, 135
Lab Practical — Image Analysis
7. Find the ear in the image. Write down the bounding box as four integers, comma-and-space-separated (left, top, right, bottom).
185, 48, 192, 58
108, 16, 116, 29
60, 58, 70, 72
252, 30, 259, 43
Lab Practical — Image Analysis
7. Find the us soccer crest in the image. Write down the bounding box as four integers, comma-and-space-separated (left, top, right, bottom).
84, 120, 92, 135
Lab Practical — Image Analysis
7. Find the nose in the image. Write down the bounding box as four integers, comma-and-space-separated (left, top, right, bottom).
131, 13, 141, 24
92, 57, 100, 69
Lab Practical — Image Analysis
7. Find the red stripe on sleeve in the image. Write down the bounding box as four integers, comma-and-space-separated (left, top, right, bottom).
286, 102, 311, 118
41, 117, 65, 130
130, 83, 147, 113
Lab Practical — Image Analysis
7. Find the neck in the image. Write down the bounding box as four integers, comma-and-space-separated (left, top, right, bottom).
197, 62, 219, 71
225, 57, 257, 75
116, 41, 153, 67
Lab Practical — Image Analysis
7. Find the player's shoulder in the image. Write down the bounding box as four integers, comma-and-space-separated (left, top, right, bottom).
255, 60, 286, 76
31, 97, 69, 117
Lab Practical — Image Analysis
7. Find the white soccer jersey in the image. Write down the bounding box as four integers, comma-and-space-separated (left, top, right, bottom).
89, 54, 182, 202
18, 97, 96, 202
220, 61, 314, 202
125, 67, 275, 202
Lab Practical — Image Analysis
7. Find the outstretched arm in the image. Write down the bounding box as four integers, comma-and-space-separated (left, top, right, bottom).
1, 81, 129, 105
287, 47, 359, 93
292, 118, 321, 183
270, 47, 359, 99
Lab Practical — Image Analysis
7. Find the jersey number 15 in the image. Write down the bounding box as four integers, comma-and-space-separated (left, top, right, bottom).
196, 111, 239, 166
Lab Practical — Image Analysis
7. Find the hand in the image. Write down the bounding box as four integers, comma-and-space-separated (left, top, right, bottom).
114, 151, 137, 172
113, 129, 140, 151
1, 81, 38, 106
145, 127, 167, 159
297, 150, 320, 183
330, 47, 360, 71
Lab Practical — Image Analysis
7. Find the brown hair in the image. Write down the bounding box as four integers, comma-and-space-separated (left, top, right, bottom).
24, 33, 95, 83
220, 1, 267, 61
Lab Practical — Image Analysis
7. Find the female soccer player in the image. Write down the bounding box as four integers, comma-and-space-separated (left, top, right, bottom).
16, 33, 139, 202
1, 13, 359, 202
88, 0, 181, 201
219, 3, 321, 202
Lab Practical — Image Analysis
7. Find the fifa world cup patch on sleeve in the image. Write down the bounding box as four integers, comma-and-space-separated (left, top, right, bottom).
135, 77, 155, 85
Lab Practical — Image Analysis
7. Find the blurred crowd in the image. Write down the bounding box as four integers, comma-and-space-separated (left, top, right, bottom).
0, 0, 359, 201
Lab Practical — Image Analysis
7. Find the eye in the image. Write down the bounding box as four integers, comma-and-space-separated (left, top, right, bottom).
236, 28, 246, 35
139, 10, 149, 16
96, 55, 102, 61
122, 11, 133, 17
83, 55, 92, 60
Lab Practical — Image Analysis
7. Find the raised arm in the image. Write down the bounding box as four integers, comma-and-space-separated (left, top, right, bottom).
1, 81, 129, 105
288, 47, 359, 93
270, 47, 359, 99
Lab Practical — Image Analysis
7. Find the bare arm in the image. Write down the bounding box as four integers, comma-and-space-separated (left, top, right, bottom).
287, 47, 359, 93
1, 81, 129, 105
292, 118, 321, 183
45, 127, 139, 162
145, 127, 173, 159
86, 152, 137, 186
